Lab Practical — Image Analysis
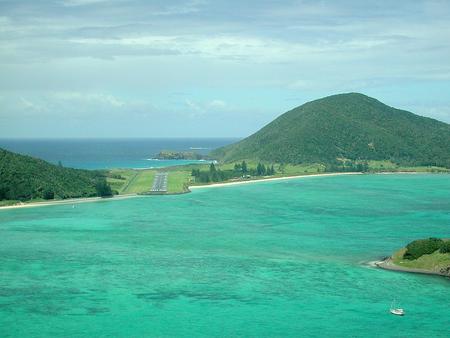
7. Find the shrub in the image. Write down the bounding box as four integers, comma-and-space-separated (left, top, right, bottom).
439, 241, 450, 254
43, 190, 55, 200
403, 238, 444, 260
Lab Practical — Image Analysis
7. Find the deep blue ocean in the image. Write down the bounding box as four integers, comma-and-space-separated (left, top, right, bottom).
0, 138, 238, 170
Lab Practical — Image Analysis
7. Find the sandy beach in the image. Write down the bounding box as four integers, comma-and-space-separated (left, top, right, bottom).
189, 172, 363, 190
0, 193, 140, 211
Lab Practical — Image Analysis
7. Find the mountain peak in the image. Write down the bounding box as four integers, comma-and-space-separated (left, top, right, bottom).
211, 94, 450, 167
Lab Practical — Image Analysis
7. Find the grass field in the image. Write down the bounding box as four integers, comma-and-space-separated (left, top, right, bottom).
167, 171, 192, 193
367, 160, 450, 172
108, 168, 191, 194
122, 170, 156, 194
108, 169, 156, 194
107, 169, 139, 193
392, 247, 450, 272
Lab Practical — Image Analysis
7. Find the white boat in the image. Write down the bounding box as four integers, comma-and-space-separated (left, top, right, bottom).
390, 300, 405, 316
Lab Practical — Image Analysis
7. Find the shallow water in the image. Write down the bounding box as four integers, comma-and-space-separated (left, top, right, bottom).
0, 174, 449, 337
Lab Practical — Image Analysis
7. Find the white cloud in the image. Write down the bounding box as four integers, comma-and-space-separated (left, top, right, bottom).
208, 99, 226, 108
60, 0, 110, 7
18, 97, 45, 113
50, 92, 125, 107
67, 34, 401, 63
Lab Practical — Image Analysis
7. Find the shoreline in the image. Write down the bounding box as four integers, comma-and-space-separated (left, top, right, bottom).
374, 257, 450, 278
1, 172, 360, 210
189, 172, 362, 190
0, 171, 441, 211
0, 193, 140, 211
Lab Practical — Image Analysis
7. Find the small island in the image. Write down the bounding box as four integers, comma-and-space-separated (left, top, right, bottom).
155, 150, 207, 160
376, 238, 450, 277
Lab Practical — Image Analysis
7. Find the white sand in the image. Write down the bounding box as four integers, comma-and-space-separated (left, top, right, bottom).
189, 172, 362, 190
0, 193, 139, 210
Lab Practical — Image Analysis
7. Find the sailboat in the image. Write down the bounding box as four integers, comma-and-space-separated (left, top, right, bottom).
390, 300, 405, 316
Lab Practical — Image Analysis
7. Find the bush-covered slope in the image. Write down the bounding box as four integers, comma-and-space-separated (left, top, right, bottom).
211, 93, 450, 167
0, 148, 107, 201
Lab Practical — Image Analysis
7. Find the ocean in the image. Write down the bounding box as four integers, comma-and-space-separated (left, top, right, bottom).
0, 138, 238, 170
0, 174, 449, 337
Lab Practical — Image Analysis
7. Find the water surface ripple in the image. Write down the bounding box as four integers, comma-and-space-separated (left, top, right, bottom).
0, 174, 449, 337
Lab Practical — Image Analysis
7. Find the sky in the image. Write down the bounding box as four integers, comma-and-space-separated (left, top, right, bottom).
1, 0, 450, 138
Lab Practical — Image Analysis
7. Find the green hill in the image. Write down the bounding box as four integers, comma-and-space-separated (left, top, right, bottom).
211, 93, 450, 167
0, 148, 110, 202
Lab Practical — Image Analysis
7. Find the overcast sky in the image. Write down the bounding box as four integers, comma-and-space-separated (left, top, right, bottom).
1, 0, 450, 138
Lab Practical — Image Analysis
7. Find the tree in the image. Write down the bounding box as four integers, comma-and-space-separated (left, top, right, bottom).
95, 179, 113, 197
191, 169, 200, 177
43, 189, 55, 200
439, 241, 450, 254
241, 161, 247, 174
403, 238, 443, 260
257, 162, 267, 176
209, 163, 216, 173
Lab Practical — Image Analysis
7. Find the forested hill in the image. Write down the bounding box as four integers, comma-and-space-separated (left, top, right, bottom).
211, 93, 450, 167
0, 148, 110, 201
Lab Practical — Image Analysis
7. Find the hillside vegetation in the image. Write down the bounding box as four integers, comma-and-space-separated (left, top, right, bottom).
211, 93, 450, 168
391, 238, 450, 275
0, 148, 110, 201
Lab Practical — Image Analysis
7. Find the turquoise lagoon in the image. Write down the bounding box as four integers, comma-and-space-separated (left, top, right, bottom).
0, 174, 449, 337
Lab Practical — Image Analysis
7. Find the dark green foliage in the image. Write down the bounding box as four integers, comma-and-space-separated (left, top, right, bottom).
43, 189, 55, 200
191, 162, 275, 183
241, 161, 248, 173
403, 238, 444, 260
0, 148, 111, 201
439, 241, 450, 254
156, 150, 205, 160
256, 163, 266, 175
356, 162, 369, 172
211, 93, 450, 167
95, 179, 113, 197
324, 160, 368, 173
109, 173, 125, 180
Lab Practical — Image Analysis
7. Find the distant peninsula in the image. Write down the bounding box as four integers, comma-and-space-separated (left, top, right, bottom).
376, 238, 450, 277
155, 150, 207, 160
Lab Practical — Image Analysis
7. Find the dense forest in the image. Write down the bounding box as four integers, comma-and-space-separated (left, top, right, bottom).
191, 161, 275, 183
0, 148, 113, 201
211, 93, 450, 168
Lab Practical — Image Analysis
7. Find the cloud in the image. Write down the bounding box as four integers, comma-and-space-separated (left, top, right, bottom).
208, 99, 226, 108
1, 0, 450, 137
61, 0, 110, 7
50, 92, 125, 107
